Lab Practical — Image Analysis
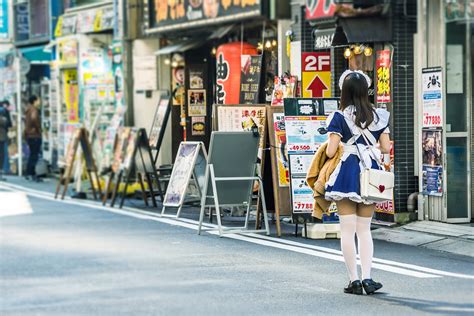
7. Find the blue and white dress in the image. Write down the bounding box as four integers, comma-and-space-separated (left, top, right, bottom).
325, 105, 390, 204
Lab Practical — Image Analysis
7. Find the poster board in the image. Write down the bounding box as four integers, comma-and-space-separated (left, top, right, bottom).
197, 131, 270, 237
55, 128, 102, 200
105, 128, 164, 208
162, 142, 207, 209
204, 132, 259, 207
149, 93, 171, 154
284, 98, 329, 216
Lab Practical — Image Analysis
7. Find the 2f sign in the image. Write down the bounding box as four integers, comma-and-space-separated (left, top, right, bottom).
303, 53, 330, 72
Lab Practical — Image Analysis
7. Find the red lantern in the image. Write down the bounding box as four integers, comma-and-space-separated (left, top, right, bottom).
216, 42, 257, 104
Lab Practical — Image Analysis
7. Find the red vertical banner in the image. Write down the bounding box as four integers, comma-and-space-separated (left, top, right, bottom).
376, 50, 391, 104
305, 0, 337, 20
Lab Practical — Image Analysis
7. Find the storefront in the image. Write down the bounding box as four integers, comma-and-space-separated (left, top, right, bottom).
415, 0, 472, 223
52, 2, 120, 172
289, 0, 408, 223
142, 0, 290, 161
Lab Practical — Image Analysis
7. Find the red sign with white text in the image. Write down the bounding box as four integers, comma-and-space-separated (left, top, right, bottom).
305, 0, 337, 20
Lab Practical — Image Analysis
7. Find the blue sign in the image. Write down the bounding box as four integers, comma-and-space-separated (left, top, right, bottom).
14, 3, 29, 42
0, 0, 9, 39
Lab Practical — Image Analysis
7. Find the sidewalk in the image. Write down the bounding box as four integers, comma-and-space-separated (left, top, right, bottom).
1, 175, 473, 258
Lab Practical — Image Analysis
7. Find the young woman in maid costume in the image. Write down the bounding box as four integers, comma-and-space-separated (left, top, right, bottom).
325, 70, 391, 295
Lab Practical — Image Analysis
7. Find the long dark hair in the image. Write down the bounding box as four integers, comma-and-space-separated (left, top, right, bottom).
340, 72, 377, 128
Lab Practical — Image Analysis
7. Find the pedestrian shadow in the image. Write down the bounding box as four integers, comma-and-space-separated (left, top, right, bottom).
371, 293, 474, 315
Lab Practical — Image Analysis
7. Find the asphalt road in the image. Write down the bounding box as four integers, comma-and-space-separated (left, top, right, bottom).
1, 187, 473, 316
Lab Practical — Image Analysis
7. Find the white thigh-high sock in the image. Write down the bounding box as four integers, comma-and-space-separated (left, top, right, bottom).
339, 214, 359, 282
356, 216, 374, 280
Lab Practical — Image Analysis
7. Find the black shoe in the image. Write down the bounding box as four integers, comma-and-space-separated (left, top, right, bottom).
344, 280, 363, 295
362, 279, 383, 295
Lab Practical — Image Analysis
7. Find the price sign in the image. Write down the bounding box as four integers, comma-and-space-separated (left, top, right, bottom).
422, 68, 443, 128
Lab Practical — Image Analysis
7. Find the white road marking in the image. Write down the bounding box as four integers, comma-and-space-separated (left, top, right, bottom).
1, 182, 473, 280
0, 192, 33, 218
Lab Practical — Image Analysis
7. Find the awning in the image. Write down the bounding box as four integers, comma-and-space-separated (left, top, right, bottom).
331, 17, 392, 46
155, 25, 235, 56
155, 39, 203, 56
19, 46, 53, 64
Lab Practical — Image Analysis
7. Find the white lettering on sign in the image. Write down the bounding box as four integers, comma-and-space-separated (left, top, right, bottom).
303, 54, 331, 72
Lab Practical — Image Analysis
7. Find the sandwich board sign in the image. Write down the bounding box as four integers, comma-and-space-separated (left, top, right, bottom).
161, 141, 207, 217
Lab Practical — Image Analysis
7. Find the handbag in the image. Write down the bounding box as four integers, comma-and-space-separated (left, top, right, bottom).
355, 128, 394, 202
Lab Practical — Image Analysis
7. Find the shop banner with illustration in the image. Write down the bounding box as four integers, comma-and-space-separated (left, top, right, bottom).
151, 0, 261, 30
284, 98, 328, 214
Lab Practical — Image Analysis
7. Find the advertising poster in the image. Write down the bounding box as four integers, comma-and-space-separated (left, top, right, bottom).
191, 117, 206, 136
133, 55, 157, 91
422, 67, 443, 128
376, 50, 391, 104
64, 69, 79, 123
289, 154, 314, 176
273, 113, 289, 187
58, 39, 78, 65
163, 143, 200, 206
172, 66, 185, 105
271, 75, 297, 106
301, 52, 331, 98
422, 129, 443, 196
285, 116, 327, 153
149, 96, 170, 149
290, 178, 314, 213
239, 55, 262, 104
190, 69, 204, 89
323, 99, 339, 115
217, 106, 266, 159
188, 89, 206, 116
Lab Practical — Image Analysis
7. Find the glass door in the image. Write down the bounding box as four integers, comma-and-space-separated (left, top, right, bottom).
444, 0, 471, 222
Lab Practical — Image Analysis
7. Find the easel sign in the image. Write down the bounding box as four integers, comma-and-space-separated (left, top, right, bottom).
149, 93, 171, 154
105, 128, 164, 209
197, 131, 270, 236
161, 142, 207, 218
55, 128, 102, 200
266, 105, 291, 236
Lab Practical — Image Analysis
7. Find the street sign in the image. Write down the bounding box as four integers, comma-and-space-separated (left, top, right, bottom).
302, 52, 331, 98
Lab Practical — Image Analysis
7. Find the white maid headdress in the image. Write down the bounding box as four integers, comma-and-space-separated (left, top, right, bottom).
338, 69, 371, 90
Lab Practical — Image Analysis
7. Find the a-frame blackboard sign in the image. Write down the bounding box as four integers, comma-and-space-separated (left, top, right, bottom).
55, 128, 103, 200
105, 128, 164, 209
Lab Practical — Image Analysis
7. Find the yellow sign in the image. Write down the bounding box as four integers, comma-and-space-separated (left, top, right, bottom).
93, 10, 103, 32
54, 16, 63, 38
302, 72, 331, 98
64, 69, 79, 123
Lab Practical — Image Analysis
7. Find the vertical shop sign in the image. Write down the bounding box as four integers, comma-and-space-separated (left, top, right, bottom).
30, 0, 49, 39
239, 55, 262, 104
112, 43, 125, 109
273, 113, 289, 187
64, 69, 79, 123
0, 0, 9, 39
422, 129, 443, 196
302, 52, 331, 98
422, 67, 443, 128
376, 50, 391, 104
14, 3, 29, 42
305, 0, 337, 20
